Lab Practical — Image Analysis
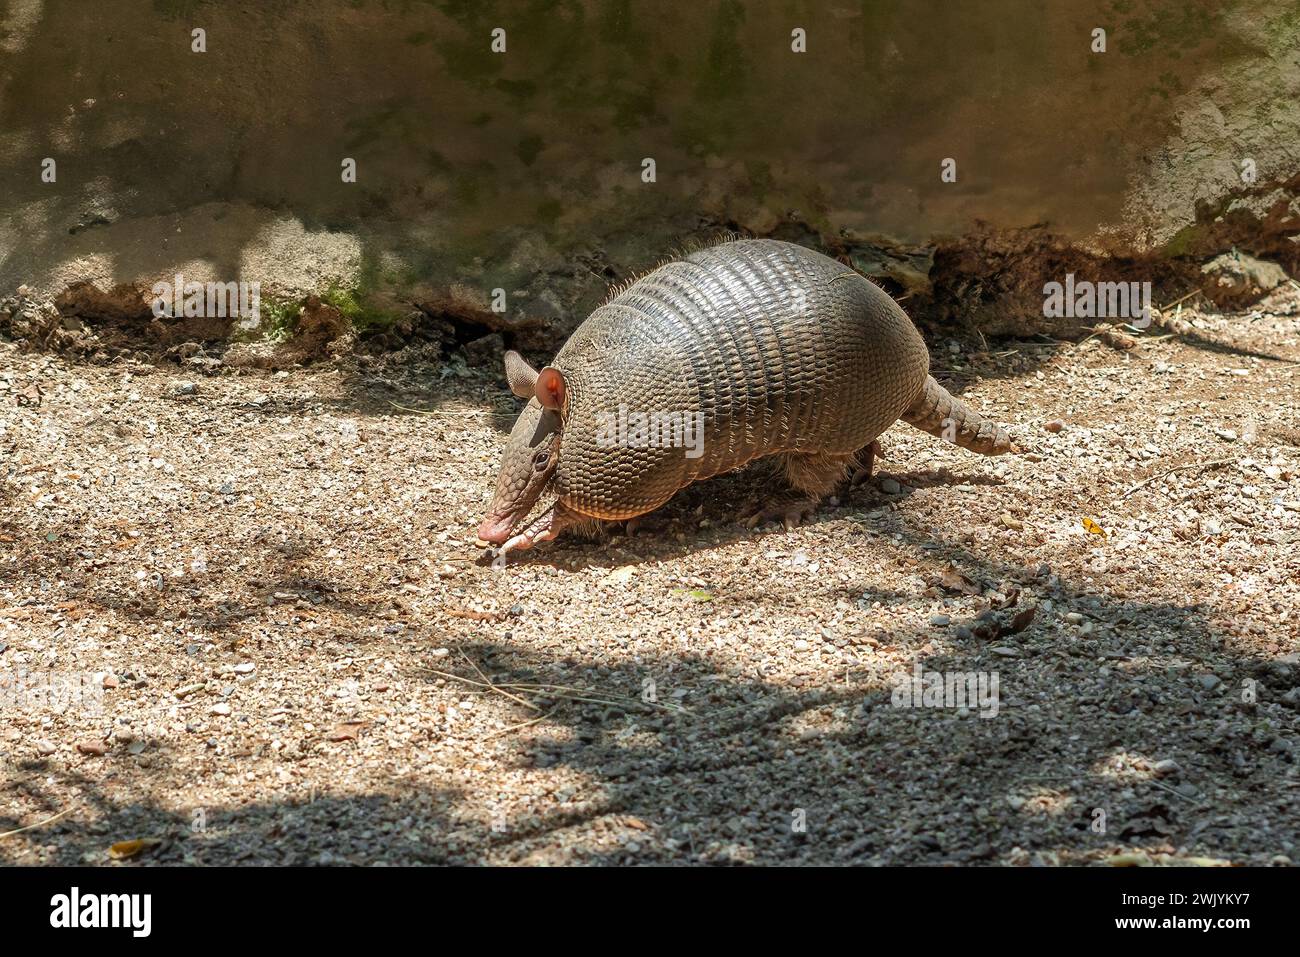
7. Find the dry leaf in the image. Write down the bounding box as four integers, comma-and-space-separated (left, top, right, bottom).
1004, 605, 1036, 635
1081, 517, 1108, 539
990, 586, 1021, 609
109, 838, 162, 860
939, 565, 982, 595
1094, 324, 1138, 350
1106, 851, 1233, 868
327, 722, 367, 742
1105, 852, 1153, 867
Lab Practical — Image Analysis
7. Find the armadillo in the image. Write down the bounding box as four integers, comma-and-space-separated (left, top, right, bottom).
476, 238, 1015, 552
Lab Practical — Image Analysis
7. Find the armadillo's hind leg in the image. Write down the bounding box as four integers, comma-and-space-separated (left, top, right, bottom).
847, 439, 882, 487
740, 451, 854, 531
624, 510, 671, 537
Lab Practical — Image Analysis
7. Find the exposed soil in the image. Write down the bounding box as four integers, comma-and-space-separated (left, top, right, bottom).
1, 288, 1298, 866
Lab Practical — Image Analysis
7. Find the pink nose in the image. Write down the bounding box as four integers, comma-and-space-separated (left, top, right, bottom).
476, 516, 511, 545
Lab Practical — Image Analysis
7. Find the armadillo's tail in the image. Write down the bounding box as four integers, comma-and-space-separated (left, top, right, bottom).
901, 375, 1018, 455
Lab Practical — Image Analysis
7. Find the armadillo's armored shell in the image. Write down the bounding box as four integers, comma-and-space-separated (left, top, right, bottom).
550, 240, 931, 520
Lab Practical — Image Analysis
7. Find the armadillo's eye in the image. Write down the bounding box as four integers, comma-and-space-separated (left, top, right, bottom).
533, 450, 550, 470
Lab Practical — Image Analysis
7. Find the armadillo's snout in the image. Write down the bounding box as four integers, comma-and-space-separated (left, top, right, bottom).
479, 407, 563, 547
476, 515, 513, 546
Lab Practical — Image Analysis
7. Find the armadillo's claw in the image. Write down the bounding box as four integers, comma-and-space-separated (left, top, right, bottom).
496, 501, 577, 554
501, 525, 559, 552
847, 439, 882, 486
501, 533, 531, 553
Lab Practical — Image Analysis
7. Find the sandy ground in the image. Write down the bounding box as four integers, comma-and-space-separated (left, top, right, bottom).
2, 299, 1299, 866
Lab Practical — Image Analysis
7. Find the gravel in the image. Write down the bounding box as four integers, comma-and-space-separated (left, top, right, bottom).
1, 296, 1298, 866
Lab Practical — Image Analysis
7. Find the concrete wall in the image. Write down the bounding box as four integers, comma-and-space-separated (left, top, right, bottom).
2, 0, 1298, 336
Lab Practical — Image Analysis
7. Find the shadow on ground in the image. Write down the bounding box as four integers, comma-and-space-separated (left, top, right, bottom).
3, 508, 1295, 866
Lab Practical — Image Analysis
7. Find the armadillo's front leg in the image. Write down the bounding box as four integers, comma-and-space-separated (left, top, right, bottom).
501, 501, 583, 552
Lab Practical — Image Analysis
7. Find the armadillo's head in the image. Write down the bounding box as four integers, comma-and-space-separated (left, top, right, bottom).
475, 350, 567, 547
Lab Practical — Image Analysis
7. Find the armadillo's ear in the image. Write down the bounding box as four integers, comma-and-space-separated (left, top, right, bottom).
535, 366, 567, 412
504, 350, 539, 398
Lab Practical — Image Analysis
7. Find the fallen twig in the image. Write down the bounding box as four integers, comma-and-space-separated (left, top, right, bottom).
445, 608, 505, 622
1120, 458, 1236, 500
424, 666, 542, 713
487, 707, 559, 738
498, 682, 687, 714
1158, 288, 1204, 312
1148, 777, 1205, 807
387, 400, 513, 418
418, 664, 691, 716
0, 804, 78, 840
